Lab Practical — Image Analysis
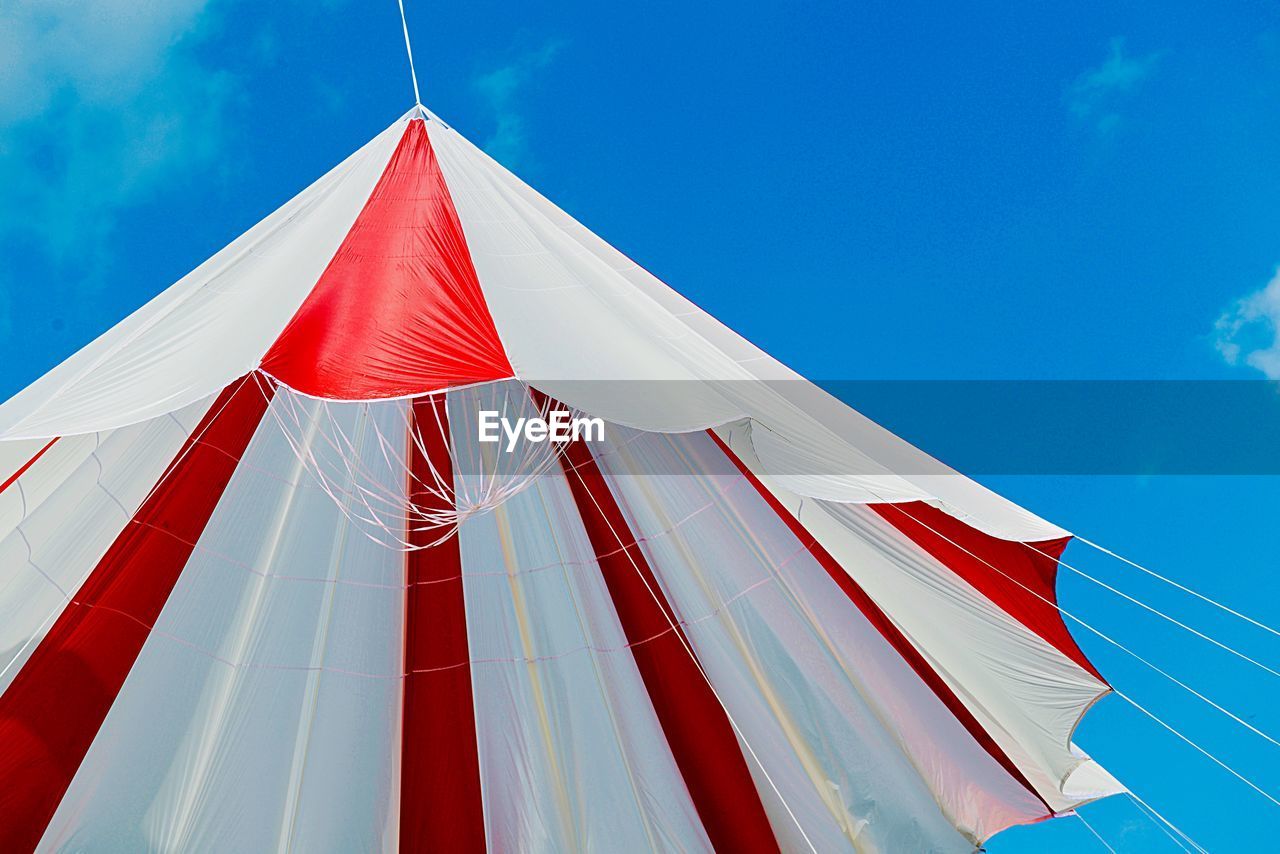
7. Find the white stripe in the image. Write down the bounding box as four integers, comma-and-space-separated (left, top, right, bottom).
450, 382, 712, 853
38, 396, 407, 852
716, 423, 1119, 814
0, 117, 407, 441
592, 424, 1014, 849
0, 397, 215, 701
424, 113, 1066, 542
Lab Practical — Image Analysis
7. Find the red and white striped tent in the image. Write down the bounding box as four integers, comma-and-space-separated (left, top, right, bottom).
0, 106, 1122, 851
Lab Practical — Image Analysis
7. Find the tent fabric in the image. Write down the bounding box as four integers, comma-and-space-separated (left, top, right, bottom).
0, 376, 272, 850
592, 424, 1057, 846
0, 103, 1126, 851
0, 108, 1063, 542
38, 388, 404, 851
261, 119, 513, 399
423, 114, 1067, 543
714, 424, 1118, 813
0, 396, 217, 705
706, 428, 1052, 811
0, 438, 57, 496
0, 382, 1121, 851
866, 501, 1097, 679
450, 386, 715, 853
554, 424, 780, 852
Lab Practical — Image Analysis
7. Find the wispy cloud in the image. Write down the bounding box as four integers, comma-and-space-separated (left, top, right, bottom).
1215, 268, 1280, 379
1068, 37, 1161, 134
0, 1, 233, 290
473, 39, 565, 170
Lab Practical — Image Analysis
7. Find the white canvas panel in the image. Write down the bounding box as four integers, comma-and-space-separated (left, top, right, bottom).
39, 395, 408, 853
589, 425, 1021, 850
0, 435, 97, 545
0, 397, 214, 700
0, 437, 54, 483
719, 425, 1120, 813
425, 114, 1063, 542
452, 389, 712, 853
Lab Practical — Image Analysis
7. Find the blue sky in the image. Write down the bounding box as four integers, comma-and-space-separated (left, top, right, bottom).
2, 1, 1279, 849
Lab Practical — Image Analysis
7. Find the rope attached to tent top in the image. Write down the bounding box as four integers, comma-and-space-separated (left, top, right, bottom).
397, 0, 423, 113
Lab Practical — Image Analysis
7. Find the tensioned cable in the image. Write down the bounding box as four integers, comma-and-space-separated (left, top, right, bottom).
867, 501, 1280, 749
1015, 552, 1280, 750
1116, 686, 1280, 808
868, 499, 1280, 808
1125, 803, 1190, 854
1125, 791, 1204, 854
1025, 541, 1280, 681
1075, 810, 1116, 854
1105, 629, 1280, 749
396, 0, 423, 109
1078, 535, 1280, 640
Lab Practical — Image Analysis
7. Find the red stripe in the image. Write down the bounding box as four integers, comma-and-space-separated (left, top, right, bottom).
0, 375, 273, 852
262, 118, 513, 399
555, 433, 781, 853
0, 437, 59, 496
707, 430, 1054, 814
869, 502, 1103, 681
399, 395, 485, 852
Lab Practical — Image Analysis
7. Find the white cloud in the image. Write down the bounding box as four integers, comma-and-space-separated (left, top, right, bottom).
1068, 37, 1161, 134
0, 0, 232, 281
1215, 268, 1280, 379
473, 39, 564, 169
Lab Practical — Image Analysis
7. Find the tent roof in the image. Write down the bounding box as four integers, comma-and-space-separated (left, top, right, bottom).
0, 107, 1066, 542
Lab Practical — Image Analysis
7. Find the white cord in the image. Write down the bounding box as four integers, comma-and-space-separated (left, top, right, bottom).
1030, 541, 1280, 680
866, 499, 1280, 818
1116, 687, 1280, 808
1075, 810, 1116, 854
1079, 535, 1280, 639
1126, 790, 1203, 853
873, 502, 1280, 755
396, 0, 422, 109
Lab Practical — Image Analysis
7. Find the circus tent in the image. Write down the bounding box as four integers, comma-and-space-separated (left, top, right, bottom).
0, 105, 1124, 852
